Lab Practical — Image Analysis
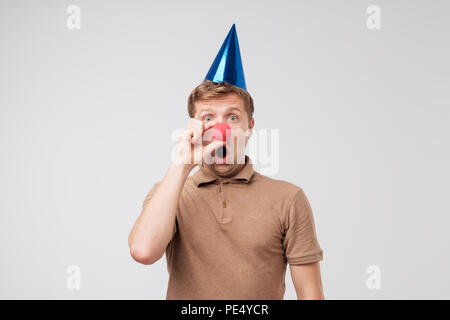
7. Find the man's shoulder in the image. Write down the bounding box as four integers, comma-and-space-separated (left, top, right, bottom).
250, 172, 304, 200
252, 171, 301, 188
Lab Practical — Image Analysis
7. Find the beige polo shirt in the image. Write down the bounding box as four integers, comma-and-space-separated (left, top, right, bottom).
141, 155, 323, 299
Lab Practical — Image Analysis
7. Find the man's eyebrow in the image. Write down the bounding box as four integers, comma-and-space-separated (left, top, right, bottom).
198, 107, 212, 114
227, 107, 241, 113
198, 106, 242, 114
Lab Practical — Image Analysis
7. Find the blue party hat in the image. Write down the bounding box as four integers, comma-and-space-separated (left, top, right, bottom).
204, 24, 247, 90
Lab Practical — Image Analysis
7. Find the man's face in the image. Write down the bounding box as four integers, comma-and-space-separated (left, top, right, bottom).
194, 93, 254, 174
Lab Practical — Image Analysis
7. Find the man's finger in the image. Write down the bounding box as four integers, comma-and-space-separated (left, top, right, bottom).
203, 140, 226, 163
181, 129, 195, 142
191, 126, 202, 144
188, 119, 203, 144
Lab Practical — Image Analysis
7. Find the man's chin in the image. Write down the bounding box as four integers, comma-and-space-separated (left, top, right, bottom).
211, 159, 233, 172
212, 162, 232, 170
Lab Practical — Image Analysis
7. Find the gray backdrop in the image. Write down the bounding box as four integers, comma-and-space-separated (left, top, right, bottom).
1, 0, 449, 299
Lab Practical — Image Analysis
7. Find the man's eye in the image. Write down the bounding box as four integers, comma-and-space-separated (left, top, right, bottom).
204, 115, 212, 121
229, 115, 238, 121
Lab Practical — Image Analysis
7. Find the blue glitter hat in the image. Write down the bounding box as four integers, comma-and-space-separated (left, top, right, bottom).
204, 24, 247, 90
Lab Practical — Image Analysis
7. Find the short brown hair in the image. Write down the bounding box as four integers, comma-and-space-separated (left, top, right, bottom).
187, 81, 254, 121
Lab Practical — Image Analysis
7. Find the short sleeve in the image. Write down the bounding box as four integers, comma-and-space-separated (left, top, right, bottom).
282, 188, 323, 265
141, 181, 177, 239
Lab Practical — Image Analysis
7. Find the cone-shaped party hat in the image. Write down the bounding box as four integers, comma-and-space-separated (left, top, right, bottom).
204, 24, 247, 90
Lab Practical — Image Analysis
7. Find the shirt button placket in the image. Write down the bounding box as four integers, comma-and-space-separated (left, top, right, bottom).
218, 180, 230, 222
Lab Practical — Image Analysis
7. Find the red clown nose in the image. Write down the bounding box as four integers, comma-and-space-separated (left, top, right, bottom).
211, 123, 230, 141
210, 123, 230, 159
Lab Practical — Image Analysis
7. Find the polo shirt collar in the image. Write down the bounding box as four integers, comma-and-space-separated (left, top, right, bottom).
192, 155, 255, 187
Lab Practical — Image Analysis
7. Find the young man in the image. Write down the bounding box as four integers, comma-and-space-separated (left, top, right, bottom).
128, 25, 324, 300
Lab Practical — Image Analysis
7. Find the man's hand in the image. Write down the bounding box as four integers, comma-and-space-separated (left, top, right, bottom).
174, 118, 225, 172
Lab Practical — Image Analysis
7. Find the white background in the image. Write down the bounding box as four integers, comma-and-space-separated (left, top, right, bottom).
0, 0, 449, 299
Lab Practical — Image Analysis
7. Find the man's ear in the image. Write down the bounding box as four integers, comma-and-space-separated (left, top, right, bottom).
246, 118, 255, 138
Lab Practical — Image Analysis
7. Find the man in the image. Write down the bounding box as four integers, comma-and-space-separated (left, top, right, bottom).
128, 25, 324, 300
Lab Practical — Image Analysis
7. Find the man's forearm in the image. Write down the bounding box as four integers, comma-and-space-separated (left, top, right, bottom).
297, 284, 324, 300
290, 262, 325, 300
128, 163, 191, 264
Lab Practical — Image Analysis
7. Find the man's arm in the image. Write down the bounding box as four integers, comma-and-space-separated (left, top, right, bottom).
289, 262, 324, 300
128, 118, 224, 265
128, 162, 190, 265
